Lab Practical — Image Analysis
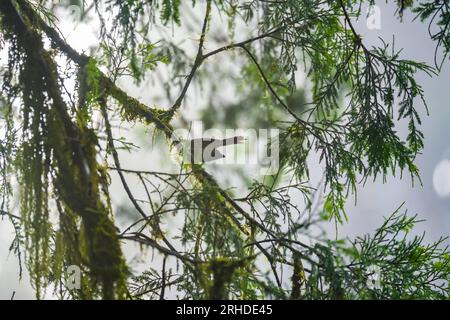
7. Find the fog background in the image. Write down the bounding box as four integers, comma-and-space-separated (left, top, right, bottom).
1, 2, 449, 299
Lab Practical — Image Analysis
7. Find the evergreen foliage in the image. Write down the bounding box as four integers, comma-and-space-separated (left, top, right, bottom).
0, 0, 449, 299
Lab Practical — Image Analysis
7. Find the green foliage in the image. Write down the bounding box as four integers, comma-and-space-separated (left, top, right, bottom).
0, 0, 449, 300
161, 0, 182, 25
411, 0, 450, 69
306, 207, 450, 299
0, 0, 128, 299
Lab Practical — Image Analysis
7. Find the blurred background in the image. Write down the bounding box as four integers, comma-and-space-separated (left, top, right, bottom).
0, 1, 449, 299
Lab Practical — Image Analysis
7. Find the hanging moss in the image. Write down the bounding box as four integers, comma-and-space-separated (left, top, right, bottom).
193, 257, 248, 300
0, 0, 128, 299
290, 253, 305, 299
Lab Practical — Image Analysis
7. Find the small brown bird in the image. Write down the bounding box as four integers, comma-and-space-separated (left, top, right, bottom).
174, 136, 245, 163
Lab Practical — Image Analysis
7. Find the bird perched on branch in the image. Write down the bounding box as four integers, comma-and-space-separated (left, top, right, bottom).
174, 136, 246, 163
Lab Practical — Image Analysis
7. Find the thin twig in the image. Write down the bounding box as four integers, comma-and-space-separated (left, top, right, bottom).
100, 100, 148, 220
169, 0, 212, 116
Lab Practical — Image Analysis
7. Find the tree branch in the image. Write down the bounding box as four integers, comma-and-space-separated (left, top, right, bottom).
100, 100, 149, 220
169, 0, 212, 117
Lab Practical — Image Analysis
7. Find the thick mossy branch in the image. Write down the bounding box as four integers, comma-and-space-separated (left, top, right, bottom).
0, 0, 128, 299
100, 74, 173, 133
201, 257, 248, 300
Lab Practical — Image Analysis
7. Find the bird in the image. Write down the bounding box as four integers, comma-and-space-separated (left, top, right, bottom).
173, 136, 246, 164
